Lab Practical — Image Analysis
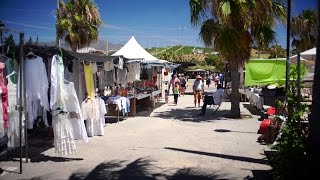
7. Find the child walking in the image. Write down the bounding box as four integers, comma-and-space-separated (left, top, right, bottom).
173, 82, 180, 105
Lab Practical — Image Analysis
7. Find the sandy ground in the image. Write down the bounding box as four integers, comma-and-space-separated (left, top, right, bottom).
0, 83, 271, 180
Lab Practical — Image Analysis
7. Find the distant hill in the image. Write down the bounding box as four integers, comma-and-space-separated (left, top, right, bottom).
146, 45, 272, 62
146, 46, 215, 55
146, 45, 214, 62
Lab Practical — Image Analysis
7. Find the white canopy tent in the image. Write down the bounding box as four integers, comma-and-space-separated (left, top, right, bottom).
112, 36, 161, 63
290, 47, 316, 86
111, 36, 180, 71
290, 47, 316, 61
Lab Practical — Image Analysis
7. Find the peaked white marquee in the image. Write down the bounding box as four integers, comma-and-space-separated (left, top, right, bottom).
112, 36, 159, 62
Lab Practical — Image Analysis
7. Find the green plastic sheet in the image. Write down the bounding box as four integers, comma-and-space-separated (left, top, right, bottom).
244, 59, 306, 86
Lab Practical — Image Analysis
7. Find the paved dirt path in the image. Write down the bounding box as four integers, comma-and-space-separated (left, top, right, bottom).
0, 85, 270, 180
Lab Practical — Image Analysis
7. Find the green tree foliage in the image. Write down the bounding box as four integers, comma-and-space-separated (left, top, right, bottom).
4, 34, 15, 48
291, 9, 317, 52
57, 0, 103, 51
268, 45, 286, 58
25, 36, 33, 46
269, 69, 309, 179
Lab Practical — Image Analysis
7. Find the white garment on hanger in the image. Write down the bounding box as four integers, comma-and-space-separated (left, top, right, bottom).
64, 82, 88, 142
114, 57, 124, 69
103, 61, 114, 71
50, 55, 67, 112
25, 56, 49, 129
98, 98, 107, 127
117, 68, 127, 85
127, 63, 141, 83
82, 98, 103, 137
92, 62, 98, 74
7, 75, 25, 148
106, 96, 122, 110
52, 111, 77, 155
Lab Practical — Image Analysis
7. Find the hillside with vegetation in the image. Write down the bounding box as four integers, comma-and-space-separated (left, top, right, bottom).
145, 45, 284, 72
146, 46, 215, 61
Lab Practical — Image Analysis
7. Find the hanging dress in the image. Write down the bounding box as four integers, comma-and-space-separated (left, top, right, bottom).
7, 74, 25, 148
0, 88, 3, 133
82, 98, 103, 137
64, 82, 88, 142
50, 55, 77, 155
83, 63, 95, 99
25, 56, 49, 129
0, 63, 8, 130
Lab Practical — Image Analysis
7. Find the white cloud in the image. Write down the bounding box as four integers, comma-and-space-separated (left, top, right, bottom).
4, 20, 55, 31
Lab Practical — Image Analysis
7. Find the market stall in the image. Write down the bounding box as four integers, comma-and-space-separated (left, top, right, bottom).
243, 58, 306, 109
111, 36, 169, 116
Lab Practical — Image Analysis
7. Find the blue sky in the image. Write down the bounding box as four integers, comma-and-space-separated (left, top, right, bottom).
0, 0, 317, 49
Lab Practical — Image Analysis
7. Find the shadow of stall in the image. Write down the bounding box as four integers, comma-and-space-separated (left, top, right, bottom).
69, 157, 229, 180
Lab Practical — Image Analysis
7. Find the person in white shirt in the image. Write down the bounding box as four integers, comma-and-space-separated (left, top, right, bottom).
199, 84, 224, 115
193, 75, 204, 107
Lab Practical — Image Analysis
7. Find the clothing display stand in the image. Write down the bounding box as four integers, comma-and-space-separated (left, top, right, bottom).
0, 27, 26, 174
104, 107, 120, 123
19, 32, 26, 174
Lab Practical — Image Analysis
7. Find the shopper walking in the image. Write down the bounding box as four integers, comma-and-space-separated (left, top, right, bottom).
173, 82, 180, 105
168, 74, 180, 93
179, 74, 187, 96
205, 75, 211, 88
193, 75, 204, 107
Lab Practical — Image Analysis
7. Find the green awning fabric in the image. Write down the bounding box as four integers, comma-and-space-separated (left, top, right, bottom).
245, 59, 306, 86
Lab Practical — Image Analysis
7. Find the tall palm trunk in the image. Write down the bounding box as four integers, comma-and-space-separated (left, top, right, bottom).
308, 1, 320, 176
229, 61, 241, 118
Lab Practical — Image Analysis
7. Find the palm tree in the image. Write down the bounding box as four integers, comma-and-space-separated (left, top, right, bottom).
189, 0, 286, 118
291, 9, 317, 52
253, 24, 277, 58
268, 44, 286, 58
57, 0, 103, 51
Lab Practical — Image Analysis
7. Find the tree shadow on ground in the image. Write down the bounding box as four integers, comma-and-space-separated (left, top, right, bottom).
134, 102, 166, 117
5, 128, 55, 163
164, 147, 268, 165
69, 157, 229, 180
17, 173, 56, 180
152, 107, 240, 122
214, 129, 258, 134
30, 154, 84, 163
242, 104, 263, 116
243, 169, 271, 180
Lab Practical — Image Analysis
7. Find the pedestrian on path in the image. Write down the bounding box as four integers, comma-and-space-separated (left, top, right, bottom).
205, 75, 211, 88
168, 74, 180, 93
193, 75, 204, 107
179, 74, 187, 96
219, 72, 225, 87
173, 82, 180, 105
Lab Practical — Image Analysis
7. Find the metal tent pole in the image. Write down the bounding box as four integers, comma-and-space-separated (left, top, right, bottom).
22, 35, 28, 163
285, 0, 291, 92
18, 32, 24, 174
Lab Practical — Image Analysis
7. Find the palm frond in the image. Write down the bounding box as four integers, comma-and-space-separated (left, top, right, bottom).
190, 0, 207, 26
57, 0, 102, 51
199, 19, 219, 47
